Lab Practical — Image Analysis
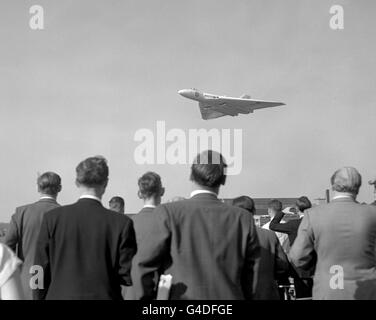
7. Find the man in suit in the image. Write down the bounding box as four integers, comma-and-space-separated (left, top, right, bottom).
5, 172, 61, 299
232, 196, 290, 300
262, 200, 290, 253
131, 150, 260, 300
125, 171, 165, 300
269, 196, 312, 247
109, 196, 125, 213
269, 196, 313, 298
290, 167, 376, 300
33, 156, 137, 300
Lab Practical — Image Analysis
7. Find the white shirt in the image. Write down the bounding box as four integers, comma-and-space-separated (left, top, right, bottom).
79, 195, 102, 203
262, 221, 290, 252
332, 194, 354, 200
143, 205, 156, 209
190, 190, 217, 198
40, 196, 55, 201
0, 244, 22, 287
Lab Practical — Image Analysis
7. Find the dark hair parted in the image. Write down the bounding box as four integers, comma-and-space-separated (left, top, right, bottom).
232, 196, 256, 215
37, 172, 61, 195
268, 199, 282, 212
76, 156, 109, 187
190, 150, 227, 189
296, 196, 312, 212
138, 171, 163, 198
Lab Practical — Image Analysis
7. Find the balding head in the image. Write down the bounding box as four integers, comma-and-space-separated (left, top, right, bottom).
330, 167, 362, 195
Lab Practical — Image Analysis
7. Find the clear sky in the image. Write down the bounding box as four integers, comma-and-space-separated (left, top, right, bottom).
1, 0, 376, 220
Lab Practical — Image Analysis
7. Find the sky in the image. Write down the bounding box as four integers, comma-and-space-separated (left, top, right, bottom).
1, 0, 376, 220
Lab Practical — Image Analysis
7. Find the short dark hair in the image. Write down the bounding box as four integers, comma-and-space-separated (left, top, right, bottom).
138, 172, 163, 198
232, 196, 256, 215
37, 172, 61, 195
109, 196, 124, 208
76, 156, 109, 187
296, 196, 312, 212
190, 150, 227, 188
268, 199, 282, 212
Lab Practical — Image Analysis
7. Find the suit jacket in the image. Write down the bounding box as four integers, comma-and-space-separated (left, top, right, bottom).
269, 211, 302, 246
131, 193, 260, 300
290, 198, 376, 300
253, 227, 290, 300
33, 198, 137, 300
4, 198, 60, 299
124, 206, 157, 300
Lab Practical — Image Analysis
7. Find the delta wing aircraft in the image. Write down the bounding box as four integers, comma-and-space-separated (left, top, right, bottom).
178, 88, 285, 120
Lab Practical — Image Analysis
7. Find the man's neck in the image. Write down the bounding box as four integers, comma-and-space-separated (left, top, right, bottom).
78, 187, 103, 200
191, 183, 219, 195
40, 194, 56, 200
143, 197, 160, 207
332, 192, 355, 200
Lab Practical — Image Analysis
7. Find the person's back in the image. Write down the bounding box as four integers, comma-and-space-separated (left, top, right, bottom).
33, 156, 137, 300
169, 196, 257, 299
37, 199, 135, 299
308, 200, 376, 299
290, 167, 376, 299
131, 151, 260, 300
5, 172, 61, 299
231, 195, 289, 300
253, 227, 289, 300
134, 195, 259, 300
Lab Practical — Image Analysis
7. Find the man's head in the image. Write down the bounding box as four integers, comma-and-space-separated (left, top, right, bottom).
267, 199, 282, 218
295, 196, 312, 213
138, 171, 164, 204
37, 172, 62, 197
109, 196, 125, 214
330, 167, 362, 197
75, 156, 109, 198
190, 150, 227, 194
232, 196, 256, 215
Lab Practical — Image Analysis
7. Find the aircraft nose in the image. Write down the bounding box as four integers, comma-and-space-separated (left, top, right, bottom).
178, 89, 190, 98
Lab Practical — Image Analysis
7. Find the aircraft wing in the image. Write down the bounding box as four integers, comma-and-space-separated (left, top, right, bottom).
198, 102, 228, 120
217, 96, 285, 112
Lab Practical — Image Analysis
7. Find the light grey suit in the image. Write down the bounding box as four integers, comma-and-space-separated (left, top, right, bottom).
290, 197, 376, 300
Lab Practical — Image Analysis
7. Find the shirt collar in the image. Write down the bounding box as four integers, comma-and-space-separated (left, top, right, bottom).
332, 194, 355, 200
40, 196, 55, 201
79, 195, 102, 203
143, 204, 156, 209
190, 190, 218, 198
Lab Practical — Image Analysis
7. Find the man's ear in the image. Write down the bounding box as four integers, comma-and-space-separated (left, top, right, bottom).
75, 180, 80, 188
137, 190, 143, 199
160, 187, 165, 197
57, 185, 62, 193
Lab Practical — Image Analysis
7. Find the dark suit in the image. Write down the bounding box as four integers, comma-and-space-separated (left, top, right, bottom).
253, 227, 289, 300
131, 193, 260, 300
269, 211, 313, 298
290, 197, 376, 299
33, 198, 137, 300
4, 198, 60, 299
